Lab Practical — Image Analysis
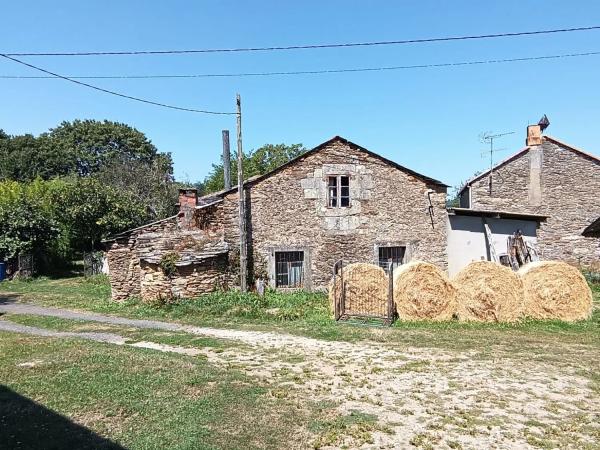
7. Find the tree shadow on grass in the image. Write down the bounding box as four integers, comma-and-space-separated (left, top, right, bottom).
0, 385, 126, 449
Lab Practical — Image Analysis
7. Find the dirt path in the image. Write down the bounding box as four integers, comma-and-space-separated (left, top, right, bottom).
1, 303, 598, 449
0, 320, 127, 344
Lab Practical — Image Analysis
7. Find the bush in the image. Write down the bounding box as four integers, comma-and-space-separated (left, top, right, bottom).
159, 252, 180, 278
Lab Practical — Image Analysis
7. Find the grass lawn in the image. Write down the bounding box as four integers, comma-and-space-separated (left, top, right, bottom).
0, 331, 329, 449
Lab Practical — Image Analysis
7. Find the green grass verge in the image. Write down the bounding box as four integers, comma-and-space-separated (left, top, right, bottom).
1, 275, 599, 354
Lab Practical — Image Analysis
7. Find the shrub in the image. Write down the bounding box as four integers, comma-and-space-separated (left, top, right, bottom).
159, 252, 180, 278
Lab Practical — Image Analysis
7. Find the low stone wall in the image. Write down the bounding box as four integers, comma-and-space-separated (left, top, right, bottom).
139, 256, 228, 302
106, 247, 141, 301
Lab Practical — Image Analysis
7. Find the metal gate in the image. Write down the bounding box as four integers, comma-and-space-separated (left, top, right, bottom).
17, 254, 34, 278
83, 252, 104, 277
332, 260, 395, 325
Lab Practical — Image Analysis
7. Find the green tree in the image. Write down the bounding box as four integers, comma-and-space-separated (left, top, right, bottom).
51, 178, 147, 251
0, 133, 76, 181
1, 120, 177, 221
0, 120, 169, 181
202, 143, 306, 194
0, 180, 58, 260
43, 119, 160, 176
95, 153, 177, 219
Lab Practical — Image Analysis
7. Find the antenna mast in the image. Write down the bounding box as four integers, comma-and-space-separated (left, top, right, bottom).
480, 131, 515, 194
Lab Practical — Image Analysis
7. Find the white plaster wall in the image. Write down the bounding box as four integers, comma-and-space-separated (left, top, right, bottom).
447, 216, 539, 276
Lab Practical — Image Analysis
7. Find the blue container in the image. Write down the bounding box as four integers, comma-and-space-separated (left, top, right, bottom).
0, 262, 6, 281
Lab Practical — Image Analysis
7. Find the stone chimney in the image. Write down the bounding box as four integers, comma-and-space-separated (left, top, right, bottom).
526, 126, 543, 206
526, 124, 542, 146
222, 130, 232, 190
178, 188, 198, 228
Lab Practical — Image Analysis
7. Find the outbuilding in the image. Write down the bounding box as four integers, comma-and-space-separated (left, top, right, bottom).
446, 207, 546, 276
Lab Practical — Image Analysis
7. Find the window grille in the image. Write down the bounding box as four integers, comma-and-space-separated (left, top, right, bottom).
275, 251, 304, 288
378, 246, 405, 273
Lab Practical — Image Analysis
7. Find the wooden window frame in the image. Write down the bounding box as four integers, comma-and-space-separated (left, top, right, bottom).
327, 175, 351, 209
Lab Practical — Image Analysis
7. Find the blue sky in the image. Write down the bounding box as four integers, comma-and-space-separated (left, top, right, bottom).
1, 1, 599, 190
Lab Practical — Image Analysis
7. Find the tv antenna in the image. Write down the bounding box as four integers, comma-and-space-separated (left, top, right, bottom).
480, 131, 515, 193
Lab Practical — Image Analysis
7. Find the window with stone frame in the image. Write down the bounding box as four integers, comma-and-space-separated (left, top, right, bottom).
327, 175, 350, 208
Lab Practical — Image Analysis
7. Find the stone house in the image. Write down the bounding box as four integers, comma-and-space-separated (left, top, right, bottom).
104, 199, 230, 301
105, 136, 448, 300
458, 125, 600, 265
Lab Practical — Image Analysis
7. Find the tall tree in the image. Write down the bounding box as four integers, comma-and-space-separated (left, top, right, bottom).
0, 120, 177, 221
43, 119, 160, 176
0, 133, 76, 181
202, 143, 306, 194
95, 153, 177, 219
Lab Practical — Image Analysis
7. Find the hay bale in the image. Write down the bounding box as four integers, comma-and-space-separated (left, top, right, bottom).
327, 277, 337, 315
327, 263, 388, 316
519, 261, 593, 321
453, 261, 524, 322
393, 261, 457, 321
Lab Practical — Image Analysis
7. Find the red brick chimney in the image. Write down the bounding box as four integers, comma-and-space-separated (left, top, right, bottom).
178, 188, 198, 228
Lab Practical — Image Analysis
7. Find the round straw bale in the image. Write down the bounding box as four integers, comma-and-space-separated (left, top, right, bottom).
327, 263, 388, 317
393, 261, 457, 321
519, 261, 593, 321
453, 261, 524, 322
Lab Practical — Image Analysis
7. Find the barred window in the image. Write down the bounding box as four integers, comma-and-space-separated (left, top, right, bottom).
378, 246, 405, 273
275, 251, 304, 288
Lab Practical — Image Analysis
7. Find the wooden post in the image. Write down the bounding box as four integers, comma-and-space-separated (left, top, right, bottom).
236, 94, 248, 292
388, 262, 394, 323
222, 130, 231, 190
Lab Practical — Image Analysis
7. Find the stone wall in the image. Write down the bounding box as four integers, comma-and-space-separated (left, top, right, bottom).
139, 256, 228, 301
106, 246, 141, 301
222, 138, 448, 290
466, 138, 600, 264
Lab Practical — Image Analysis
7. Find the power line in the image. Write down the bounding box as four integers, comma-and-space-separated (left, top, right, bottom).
4, 26, 600, 56
0, 54, 236, 115
1, 50, 598, 79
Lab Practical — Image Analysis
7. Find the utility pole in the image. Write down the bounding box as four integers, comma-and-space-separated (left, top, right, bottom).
480, 131, 515, 194
222, 130, 231, 190
236, 94, 248, 292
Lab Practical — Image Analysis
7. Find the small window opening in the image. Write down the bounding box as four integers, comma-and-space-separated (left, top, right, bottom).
327, 177, 338, 208
327, 175, 350, 208
378, 246, 405, 273
275, 251, 304, 288
340, 176, 350, 207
